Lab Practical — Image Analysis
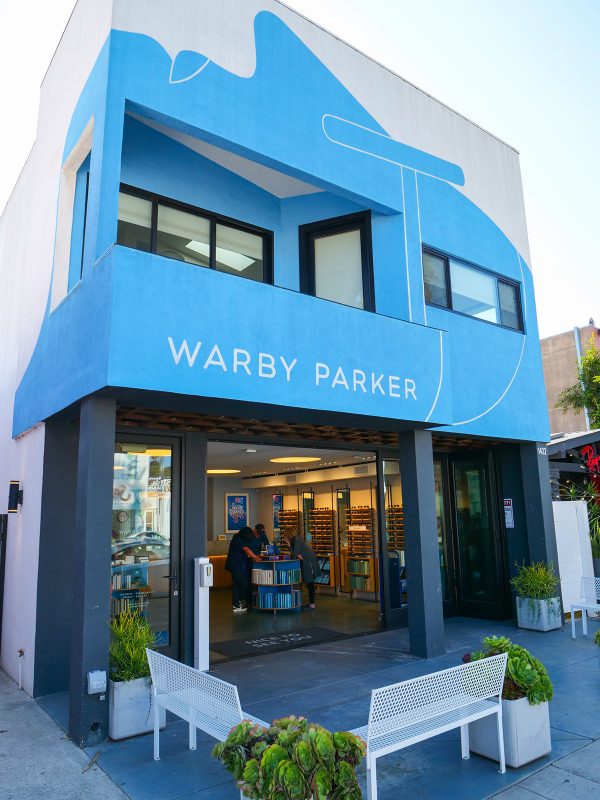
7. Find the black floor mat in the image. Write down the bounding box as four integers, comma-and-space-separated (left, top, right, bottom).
210, 627, 347, 658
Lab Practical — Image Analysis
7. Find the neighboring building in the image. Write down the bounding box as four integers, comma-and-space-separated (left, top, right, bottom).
541, 323, 599, 435
0, 0, 555, 747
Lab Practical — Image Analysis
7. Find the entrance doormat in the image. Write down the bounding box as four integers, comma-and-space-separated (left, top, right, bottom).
210, 627, 348, 658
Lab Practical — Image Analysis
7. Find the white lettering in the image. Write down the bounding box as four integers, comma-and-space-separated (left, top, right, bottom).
280, 356, 298, 382
371, 373, 385, 395
203, 344, 227, 371
405, 378, 417, 400
315, 362, 330, 386
233, 348, 251, 375
389, 376, 401, 397
259, 352, 276, 378
332, 366, 349, 390
168, 337, 201, 367
353, 369, 367, 393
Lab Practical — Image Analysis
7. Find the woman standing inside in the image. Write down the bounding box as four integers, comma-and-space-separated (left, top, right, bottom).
283, 534, 321, 610
225, 526, 261, 612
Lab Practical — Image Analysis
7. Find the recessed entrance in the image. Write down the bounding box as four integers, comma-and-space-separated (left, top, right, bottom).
206, 441, 385, 661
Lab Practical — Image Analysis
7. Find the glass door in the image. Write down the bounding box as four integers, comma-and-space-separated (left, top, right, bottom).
112, 438, 180, 658
450, 454, 508, 619
378, 457, 408, 628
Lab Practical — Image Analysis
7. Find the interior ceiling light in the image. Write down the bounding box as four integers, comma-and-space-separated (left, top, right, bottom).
270, 456, 321, 464
245, 448, 257, 453
145, 448, 172, 457
186, 240, 254, 272
113, 465, 125, 470
207, 469, 241, 475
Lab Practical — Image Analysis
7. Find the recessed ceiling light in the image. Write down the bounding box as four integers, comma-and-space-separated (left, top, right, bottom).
145, 448, 172, 457
113, 465, 125, 470
245, 448, 257, 453
270, 456, 321, 464
207, 469, 241, 475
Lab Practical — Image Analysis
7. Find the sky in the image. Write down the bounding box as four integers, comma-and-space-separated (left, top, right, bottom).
0, 0, 598, 338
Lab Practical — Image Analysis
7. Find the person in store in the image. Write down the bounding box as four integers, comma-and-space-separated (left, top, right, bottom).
282, 533, 321, 610
225, 526, 261, 612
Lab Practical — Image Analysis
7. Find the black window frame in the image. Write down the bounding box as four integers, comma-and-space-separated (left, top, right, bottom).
117, 183, 274, 285
422, 245, 524, 332
299, 212, 375, 312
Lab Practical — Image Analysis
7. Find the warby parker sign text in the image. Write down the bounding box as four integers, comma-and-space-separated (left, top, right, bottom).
168, 337, 418, 400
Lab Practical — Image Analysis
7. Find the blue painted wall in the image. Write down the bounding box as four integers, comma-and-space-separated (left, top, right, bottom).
14, 11, 549, 444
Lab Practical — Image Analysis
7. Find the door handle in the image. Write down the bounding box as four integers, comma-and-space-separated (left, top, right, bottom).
163, 575, 177, 580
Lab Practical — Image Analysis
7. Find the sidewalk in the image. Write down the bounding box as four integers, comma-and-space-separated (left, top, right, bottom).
0, 669, 126, 800
5, 616, 600, 799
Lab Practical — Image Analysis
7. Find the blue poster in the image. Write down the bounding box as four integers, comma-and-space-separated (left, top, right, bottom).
273, 494, 283, 530
225, 494, 249, 533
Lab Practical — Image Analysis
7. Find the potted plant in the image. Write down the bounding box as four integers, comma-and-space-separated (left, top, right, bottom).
511, 561, 562, 631
595, 630, 600, 666
108, 610, 166, 740
212, 715, 366, 799
466, 635, 553, 768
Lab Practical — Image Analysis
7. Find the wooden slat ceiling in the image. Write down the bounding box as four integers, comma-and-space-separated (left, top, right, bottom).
116, 406, 496, 451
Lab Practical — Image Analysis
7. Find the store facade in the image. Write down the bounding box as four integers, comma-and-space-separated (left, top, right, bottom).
0, 0, 555, 746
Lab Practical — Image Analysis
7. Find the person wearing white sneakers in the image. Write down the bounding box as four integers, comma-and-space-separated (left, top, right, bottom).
225, 526, 261, 612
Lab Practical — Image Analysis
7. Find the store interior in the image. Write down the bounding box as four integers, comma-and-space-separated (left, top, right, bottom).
206, 442, 405, 661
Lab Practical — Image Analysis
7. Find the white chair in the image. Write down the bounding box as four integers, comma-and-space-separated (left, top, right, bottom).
570, 577, 600, 638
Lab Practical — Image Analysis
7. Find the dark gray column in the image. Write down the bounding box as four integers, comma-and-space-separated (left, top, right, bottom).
182, 433, 208, 666
34, 420, 79, 697
69, 396, 116, 747
520, 442, 559, 569
398, 430, 445, 658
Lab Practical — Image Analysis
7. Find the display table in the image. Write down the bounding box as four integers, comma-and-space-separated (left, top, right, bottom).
251, 558, 302, 612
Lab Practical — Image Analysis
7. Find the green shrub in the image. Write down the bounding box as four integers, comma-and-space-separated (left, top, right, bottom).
212, 716, 366, 799
465, 635, 553, 705
594, 630, 600, 646
510, 561, 559, 600
108, 610, 157, 682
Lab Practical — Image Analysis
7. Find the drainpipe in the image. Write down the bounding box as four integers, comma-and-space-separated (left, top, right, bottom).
573, 327, 590, 430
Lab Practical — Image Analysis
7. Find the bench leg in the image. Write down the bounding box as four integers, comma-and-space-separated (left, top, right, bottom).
460, 724, 470, 760
189, 723, 197, 751
153, 696, 160, 761
582, 608, 588, 636
366, 754, 377, 800
496, 709, 506, 774
571, 607, 577, 639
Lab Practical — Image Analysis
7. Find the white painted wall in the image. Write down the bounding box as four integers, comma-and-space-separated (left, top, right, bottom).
553, 500, 594, 613
0, 0, 112, 691
113, 0, 530, 262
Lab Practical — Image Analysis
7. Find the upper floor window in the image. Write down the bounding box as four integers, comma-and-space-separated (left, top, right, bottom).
116, 185, 273, 284
422, 247, 523, 331
67, 153, 91, 292
300, 212, 374, 311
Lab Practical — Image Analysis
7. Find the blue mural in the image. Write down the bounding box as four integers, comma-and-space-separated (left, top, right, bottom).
14, 10, 549, 444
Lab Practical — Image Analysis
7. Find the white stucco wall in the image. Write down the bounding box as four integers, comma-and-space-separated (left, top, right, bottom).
0, 0, 112, 692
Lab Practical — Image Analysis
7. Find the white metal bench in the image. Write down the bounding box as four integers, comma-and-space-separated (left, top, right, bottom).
349, 653, 508, 800
570, 577, 600, 638
146, 649, 268, 761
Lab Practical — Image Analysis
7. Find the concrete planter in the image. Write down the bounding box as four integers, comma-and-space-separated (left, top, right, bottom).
469, 697, 551, 768
108, 677, 166, 740
516, 597, 562, 632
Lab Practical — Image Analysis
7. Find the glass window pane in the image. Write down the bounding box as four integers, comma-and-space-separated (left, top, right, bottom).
112, 443, 172, 646
314, 229, 363, 309
215, 224, 265, 282
450, 260, 498, 323
117, 192, 152, 251
499, 281, 520, 329
384, 459, 406, 610
423, 251, 448, 306
157, 205, 211, 266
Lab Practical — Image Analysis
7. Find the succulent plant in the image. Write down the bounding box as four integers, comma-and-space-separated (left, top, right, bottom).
213, 714, 366, 799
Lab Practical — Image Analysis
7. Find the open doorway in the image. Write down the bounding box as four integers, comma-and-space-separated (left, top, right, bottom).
205, 442, 384, 661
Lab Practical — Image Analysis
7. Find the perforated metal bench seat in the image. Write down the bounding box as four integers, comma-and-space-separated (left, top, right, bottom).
350, 654, 508, 800
351, 697, 498, 757
146, 649, 268, 762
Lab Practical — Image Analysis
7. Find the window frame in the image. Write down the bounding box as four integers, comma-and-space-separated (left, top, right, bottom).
117, 183, 274, 284
299, 212, 375, 312
422, 245, 524, 332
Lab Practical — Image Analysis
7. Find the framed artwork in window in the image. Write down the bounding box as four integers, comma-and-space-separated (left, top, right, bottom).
225, 493, 249, 533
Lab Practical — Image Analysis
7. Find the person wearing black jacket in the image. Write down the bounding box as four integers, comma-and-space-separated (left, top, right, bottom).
225, 527, 260, 612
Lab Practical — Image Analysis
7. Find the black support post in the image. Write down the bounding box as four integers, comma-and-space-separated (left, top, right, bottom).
520, 442, 559, 569
69, 396, 116, 747
398, 430, 445, 658
182, 432, 208, 666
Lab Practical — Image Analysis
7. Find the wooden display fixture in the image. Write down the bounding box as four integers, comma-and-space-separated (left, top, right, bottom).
386, 505, 405, 551
276, 509, 301, 553
345, 505, 378, 594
